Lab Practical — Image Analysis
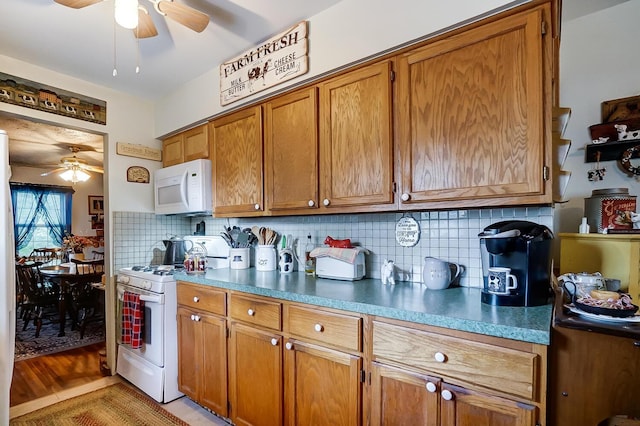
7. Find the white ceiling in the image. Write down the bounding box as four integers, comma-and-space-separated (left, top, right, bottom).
0, 0, 630, 171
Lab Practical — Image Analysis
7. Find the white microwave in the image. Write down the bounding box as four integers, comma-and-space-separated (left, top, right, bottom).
154, 159, 212, 215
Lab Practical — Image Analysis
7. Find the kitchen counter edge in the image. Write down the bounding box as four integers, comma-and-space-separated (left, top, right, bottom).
175, 268, 552, 345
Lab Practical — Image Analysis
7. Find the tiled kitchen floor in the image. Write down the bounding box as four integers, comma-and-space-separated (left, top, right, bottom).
9, 375, 230, 425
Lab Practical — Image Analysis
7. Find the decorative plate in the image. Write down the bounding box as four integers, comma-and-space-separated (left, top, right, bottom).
395, 215, 420, 247
126, 166, 150, 183
565, 304, 640, 323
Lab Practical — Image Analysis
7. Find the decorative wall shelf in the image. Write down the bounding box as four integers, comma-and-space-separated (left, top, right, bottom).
585, 138, 640, 162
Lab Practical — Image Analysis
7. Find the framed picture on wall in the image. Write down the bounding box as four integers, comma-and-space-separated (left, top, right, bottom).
88, 195, 104, 215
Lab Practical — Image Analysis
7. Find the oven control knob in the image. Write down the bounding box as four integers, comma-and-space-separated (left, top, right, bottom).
118, 275, 130, 284
142, 280, 152, 290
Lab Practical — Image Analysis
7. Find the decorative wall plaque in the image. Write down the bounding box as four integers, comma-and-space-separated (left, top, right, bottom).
395, 215, 420, 247
127, 166, 150, 183
117, 142, 162, 161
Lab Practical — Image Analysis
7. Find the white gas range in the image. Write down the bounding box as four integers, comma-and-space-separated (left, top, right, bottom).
116, 264, 182, 403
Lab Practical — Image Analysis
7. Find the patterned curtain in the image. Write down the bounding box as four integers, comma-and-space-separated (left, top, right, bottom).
10, 183, 73, 253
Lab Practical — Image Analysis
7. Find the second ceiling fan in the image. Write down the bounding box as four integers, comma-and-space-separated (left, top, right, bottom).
54, 0, 210, 38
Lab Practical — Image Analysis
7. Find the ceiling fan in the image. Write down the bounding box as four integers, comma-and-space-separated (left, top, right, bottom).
54, 0, 210, 39
40, 146, 104, 183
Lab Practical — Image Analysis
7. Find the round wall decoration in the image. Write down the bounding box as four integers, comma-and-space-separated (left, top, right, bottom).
395, 215, 420, 247
620, 145, 640, 176
127, 166, 150, 183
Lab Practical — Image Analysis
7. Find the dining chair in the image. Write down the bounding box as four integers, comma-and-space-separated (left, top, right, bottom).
15, 262, 60, 338
28, 247, 63, 265
69, 258, 105, 338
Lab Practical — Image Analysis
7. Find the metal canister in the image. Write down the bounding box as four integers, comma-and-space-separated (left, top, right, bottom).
584, 188, 637, 233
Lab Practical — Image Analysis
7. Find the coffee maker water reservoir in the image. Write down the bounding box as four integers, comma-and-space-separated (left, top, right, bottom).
478, 221, 553, 306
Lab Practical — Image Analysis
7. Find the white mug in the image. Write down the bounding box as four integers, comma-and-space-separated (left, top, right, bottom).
487, 267, 518, 294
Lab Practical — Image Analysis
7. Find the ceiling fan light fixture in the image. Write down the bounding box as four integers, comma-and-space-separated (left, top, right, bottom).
60, 168, 91, 183
114, 0, 139, 29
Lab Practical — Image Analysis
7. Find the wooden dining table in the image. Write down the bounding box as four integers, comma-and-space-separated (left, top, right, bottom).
39, 263, 102, 337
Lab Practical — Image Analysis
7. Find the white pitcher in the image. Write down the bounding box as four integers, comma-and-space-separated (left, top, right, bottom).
423, 257, 462, 290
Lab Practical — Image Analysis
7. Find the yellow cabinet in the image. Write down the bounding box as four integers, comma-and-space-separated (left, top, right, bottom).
559, 232, 640, 301
210, 106, 264, 217
396, 5, 553, 209
162, 124, 209, 167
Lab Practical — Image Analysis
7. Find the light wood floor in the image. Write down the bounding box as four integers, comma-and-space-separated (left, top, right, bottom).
10, 343, 228, 425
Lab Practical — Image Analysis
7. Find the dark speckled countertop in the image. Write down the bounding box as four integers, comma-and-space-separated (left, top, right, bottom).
174, 268, 553, 345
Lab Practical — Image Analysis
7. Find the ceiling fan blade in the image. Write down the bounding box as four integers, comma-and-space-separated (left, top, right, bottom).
82, 165, 104, 173
40, 168, 66, 177
135, 7, 158, 38
157, 1, 209, 33
54, 0, 102, 9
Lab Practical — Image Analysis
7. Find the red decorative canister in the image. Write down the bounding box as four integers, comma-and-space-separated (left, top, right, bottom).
584, 188, 637, 233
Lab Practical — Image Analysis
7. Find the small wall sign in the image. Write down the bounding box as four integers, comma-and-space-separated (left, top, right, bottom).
395, 215, 420, 247
220, 21, 309, 106
127, 166, 150, 183
116, 142, 162, 162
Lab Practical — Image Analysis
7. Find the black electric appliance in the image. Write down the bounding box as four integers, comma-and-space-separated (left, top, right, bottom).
478, 220, 553, 306
162, 236, 187, 267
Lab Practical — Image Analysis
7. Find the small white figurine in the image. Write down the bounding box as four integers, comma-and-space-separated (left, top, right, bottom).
381, 259, 396, 285
631, 212, 640, 229
615, 124, 640, 141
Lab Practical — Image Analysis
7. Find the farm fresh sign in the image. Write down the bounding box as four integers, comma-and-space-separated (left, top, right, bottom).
220, 21, 308, 106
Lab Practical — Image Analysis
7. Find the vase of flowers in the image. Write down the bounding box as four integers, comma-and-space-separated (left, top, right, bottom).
63, 233, 95, 261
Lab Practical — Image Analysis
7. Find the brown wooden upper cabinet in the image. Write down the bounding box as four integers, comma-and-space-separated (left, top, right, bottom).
162, 123, 209, 167
264, 87, 320, 213
396, 6, 552, 209
210, 106, 264, 217
318, 60, 395, 211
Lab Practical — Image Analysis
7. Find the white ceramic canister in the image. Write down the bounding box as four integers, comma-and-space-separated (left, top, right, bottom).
256, 245, 277, 271
229, 247, 250, 270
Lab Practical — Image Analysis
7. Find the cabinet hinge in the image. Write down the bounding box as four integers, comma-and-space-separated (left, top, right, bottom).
360, 370, 366, 383
392, 182, 397, 193
541, 20, 547, 36
543, 166, 549, 181
390, 70, 395, 82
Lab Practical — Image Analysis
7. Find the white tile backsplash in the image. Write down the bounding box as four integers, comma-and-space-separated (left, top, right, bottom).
114, 207, 554, 287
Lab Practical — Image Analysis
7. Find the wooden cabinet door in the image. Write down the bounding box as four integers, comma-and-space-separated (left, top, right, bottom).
440, 383, 536, 426
284, 339, 362, 426
396, 8, 547, 209
163, 134, 184, 167
370, 362, 440, 426
183, 124, 209, 162
319, 60, 394, 210
229, 323, 283, 426
210, 106, 264, 216
176, 307, 199, 399
199, 312, 228, 417
264, 87, 319, 213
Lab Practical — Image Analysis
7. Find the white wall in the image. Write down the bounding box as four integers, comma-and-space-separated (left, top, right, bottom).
154, 0, 525, 136
556, 0, 640, 233
10, 165, 103, 236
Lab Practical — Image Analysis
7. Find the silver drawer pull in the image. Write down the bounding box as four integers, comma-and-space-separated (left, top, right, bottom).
441, 389, 454, 401
314, 323, 324, 332
434, 352, 446, 363
193, 296, 199, 303
191, 315, 200, 322
285, 342, 293, 350
247, 309, 255, 316
425, 382, 437, 393
308, 200, 315, 207
271, 338, 278, 346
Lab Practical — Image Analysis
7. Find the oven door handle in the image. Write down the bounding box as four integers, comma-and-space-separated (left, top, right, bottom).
117, 287, 163, 304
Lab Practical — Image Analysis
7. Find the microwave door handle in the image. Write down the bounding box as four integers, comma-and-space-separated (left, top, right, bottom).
180, 169, 189, 208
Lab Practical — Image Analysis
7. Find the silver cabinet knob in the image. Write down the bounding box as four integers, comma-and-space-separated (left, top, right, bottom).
314, 323, 324, 332
193, 296, 199, 303
285, 342, 293, 350
191, 315, 201, 322
323, 198, 330, 206
247, 309, 255, 316
425, 382, 437, 393
308, 200, 315, 207
401, 193, 410, 202
254, 203, 260, 210
434, 352, 446, 363
271, 338, 278, 346
441, 389, 454, 401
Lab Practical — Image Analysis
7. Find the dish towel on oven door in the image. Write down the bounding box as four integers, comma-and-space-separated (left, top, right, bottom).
122, 291, 144, 349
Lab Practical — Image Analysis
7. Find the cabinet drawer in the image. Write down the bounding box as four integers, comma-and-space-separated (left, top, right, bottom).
286, 305, 362, 352
177, 282, 226, 316
229, 294, 282, 331
372, 321, 537, 400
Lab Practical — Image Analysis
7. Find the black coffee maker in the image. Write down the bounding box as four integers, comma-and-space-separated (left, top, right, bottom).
478, 220, 553, 306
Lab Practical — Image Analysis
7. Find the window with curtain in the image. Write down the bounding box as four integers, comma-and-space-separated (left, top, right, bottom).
10, 183, 74, 257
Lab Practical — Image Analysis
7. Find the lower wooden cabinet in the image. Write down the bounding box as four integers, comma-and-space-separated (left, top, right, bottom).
284, 339, 362, 426
229, 323, 283, 426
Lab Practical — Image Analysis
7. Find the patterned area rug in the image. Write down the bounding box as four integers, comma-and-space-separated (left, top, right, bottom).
14, 315, 105, 361
10, 382, 189, 425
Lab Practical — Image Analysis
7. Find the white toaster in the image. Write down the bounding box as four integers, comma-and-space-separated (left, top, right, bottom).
315, 252, 366, 281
